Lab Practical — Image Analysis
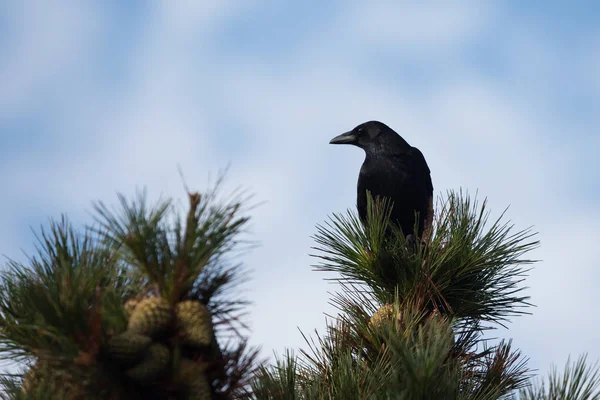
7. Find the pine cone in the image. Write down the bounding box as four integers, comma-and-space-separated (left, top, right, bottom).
178, 358, 211, 400
21, 364, 88, 399
176, 300, 214, 348
106, 332, 152, 366
128, 297, 173, 338
369, 303, 398, 329
125, 343, 171, 384
124, 298, 142, 317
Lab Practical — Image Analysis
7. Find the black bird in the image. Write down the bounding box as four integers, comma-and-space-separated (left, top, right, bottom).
330, 121, 433, 240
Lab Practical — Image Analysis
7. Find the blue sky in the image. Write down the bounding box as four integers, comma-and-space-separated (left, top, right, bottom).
1, 0, 599, 381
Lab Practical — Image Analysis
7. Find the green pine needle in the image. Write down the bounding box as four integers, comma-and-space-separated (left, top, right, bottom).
518, 354, 600, 400
0, 216, 130, 363
92, 183, 254, 308
312, 190, 540, 327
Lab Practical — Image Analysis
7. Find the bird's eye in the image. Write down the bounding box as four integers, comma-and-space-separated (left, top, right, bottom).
357, 128, 364, 135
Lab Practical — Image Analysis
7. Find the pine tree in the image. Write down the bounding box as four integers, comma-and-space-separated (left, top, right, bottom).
0, 182, 260, 399
1, 182, 598, 399
252, 191, 600, 399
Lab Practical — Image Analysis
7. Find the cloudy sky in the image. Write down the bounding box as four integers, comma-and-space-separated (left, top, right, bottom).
1, 0, 599, 381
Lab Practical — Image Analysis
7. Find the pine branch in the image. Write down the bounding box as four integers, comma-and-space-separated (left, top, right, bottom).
0, 216, 130, 364
92, 182, 254, 307
518, 354, 600, 400
252, 350, 301, 399
312, 190, 539, 327
255, 191, 538, 399
0, 176, 262, 398
208, 338, 263, 399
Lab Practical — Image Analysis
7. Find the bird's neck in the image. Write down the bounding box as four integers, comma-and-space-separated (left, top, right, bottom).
364, 145, 410, 161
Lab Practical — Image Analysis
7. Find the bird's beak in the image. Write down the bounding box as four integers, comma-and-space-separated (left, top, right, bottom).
329, 131, 357, 145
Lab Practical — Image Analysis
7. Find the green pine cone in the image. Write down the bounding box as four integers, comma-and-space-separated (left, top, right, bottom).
106, 332, 152, 366
21, 365, 89, 399
124, 298, 142, 317
369, 303, 398, 329
178, 359, 211, 400
125, 343, 171, 384
127, 296, 173, 338
175, 300, 213, 348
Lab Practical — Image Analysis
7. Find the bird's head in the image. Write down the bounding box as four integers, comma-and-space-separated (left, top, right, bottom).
329, 121, 409, 153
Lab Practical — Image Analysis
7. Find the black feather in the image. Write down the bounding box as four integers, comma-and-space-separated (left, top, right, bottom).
330, 121, 433, 238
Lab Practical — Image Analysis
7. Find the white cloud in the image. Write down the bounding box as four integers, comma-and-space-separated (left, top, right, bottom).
0, 0, 106, 115
337, 1, 491, 53
509, 213, 600, 371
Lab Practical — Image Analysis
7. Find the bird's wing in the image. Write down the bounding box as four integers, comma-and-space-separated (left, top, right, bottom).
408, 147, 434, 241
408, 147, 433, 191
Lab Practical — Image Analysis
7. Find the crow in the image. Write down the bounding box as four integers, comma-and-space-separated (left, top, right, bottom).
330, 121, 433, 241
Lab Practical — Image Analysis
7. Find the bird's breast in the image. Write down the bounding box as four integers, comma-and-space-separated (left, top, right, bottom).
359, 160, 409, 191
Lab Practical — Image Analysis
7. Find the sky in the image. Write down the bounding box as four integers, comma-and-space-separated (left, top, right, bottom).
1, 0, 599, 383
